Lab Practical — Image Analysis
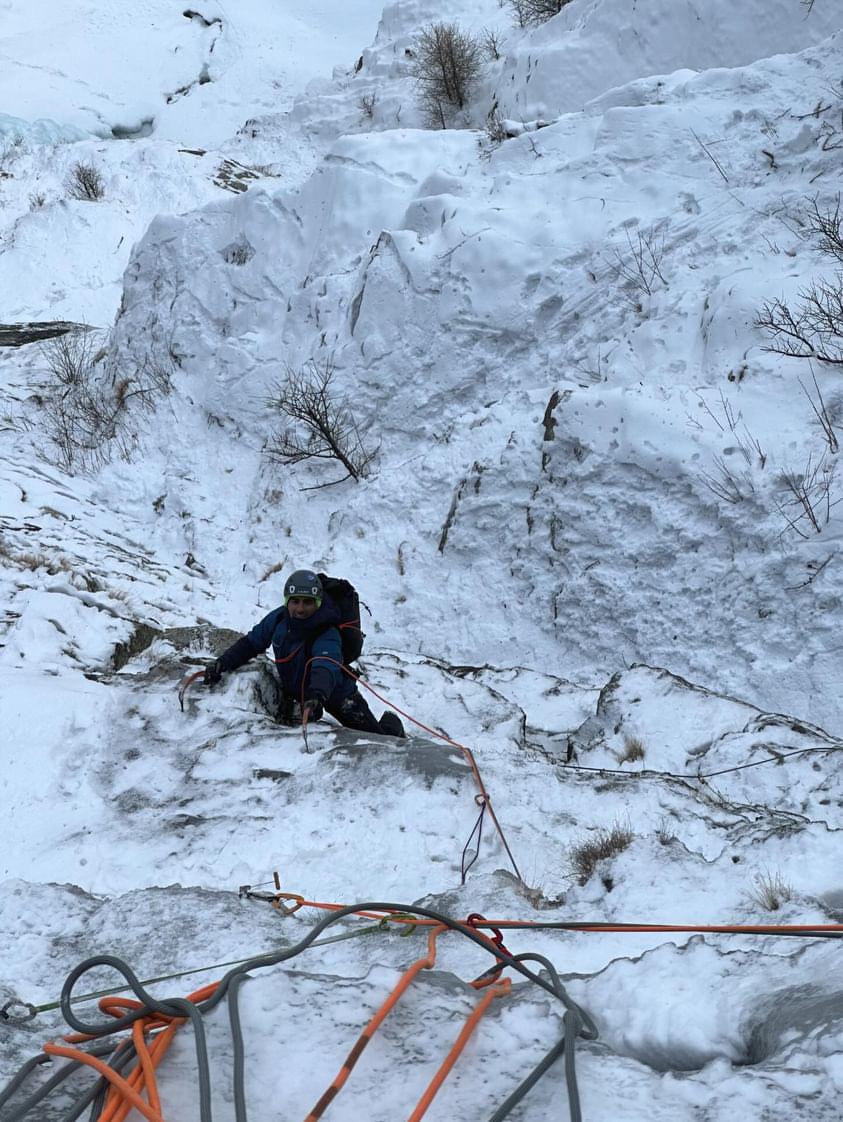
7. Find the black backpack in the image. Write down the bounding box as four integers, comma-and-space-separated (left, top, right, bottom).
315, 573, 365, 665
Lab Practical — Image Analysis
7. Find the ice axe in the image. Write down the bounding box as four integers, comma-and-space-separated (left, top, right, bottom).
178, 669, 206, 711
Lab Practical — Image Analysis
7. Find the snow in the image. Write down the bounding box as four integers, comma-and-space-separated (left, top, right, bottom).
2, 0, 843, 1119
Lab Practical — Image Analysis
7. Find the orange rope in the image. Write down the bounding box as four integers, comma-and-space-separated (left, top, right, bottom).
100, 1020, 176, 1122
42, 1044, 166, 1122
406, 977, 512, 1122
304, 925, 447, 1121
302, 656, 524, 882
258, 893, 843, 937
304, 925, 515, 1122
48, 981, 220, 1122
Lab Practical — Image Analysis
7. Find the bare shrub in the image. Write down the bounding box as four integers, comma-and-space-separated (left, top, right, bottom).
266, 358, 377, 487
805, 196, 843, 263
40, 332, 174, 470
655, 816, 677, 846
775, 450, 840, 537
485, 105, 509, 146
221, 238, 254, 266
699, 455, 756, 505
506, 0, 571, 28
615, 735, 646, 764
29, 192, 46, 210
43, 376, 129, 470
570, 821, 633, 887
693, 391, 767, 506
756, 276, 843, 366
40, 329, 99, 387
411, 23, 484, 129
749, 870, 794, 912
357, 92, 377, 120
480, 27, 503, 60
66, 161, 106, 201
611, 224, 668, 305
801, 370, 839, 452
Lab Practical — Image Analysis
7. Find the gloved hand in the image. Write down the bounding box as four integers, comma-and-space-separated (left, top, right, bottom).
302, 697, 324, 723
204, 659, 224, 687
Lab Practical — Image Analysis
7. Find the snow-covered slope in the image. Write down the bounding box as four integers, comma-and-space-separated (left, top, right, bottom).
2, 1, 843, 1120
100, 17, 843, 727
0, 0, 386, 145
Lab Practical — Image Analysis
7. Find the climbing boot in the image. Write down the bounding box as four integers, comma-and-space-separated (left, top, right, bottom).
379, 711, 406, 738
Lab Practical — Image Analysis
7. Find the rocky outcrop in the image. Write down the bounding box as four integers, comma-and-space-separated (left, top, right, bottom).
0, 322, 93, 347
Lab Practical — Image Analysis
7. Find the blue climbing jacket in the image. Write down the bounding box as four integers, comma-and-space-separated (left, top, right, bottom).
219, 600, 353, 704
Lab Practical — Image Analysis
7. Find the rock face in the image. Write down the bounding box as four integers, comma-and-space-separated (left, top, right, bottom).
0, 322, 92, 347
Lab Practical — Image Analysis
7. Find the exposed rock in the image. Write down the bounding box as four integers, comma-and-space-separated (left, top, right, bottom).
0, 322, 94, 348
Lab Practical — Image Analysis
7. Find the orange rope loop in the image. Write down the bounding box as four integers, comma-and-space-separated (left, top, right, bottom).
304, 925, 448, 1121
45, 981, 221, 1122
407, 977, 512, 1122
305, 924, 515, 1122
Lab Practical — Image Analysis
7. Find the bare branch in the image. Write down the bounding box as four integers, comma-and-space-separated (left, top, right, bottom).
800, 369, 839, 452
39, 331, 175, 470
689, 128, 729, 183
65, 161, 105, 201
265, 359, 377, 486
699, 456, 754, 504
479, 27, 503, 61
756, 276, 843, 365
610, 224, 669, 304
357, 91, 377, 120
776, 451, 840, 537
805, 195, 843, 263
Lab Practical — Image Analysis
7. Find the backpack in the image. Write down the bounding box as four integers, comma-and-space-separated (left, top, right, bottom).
315, 573, 365, 665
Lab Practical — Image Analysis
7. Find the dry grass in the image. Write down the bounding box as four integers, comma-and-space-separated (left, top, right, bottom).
749, 870, 794, 912
0, 538, 72, 575
260, 560, 286, 582
571, 821, 634, 886
655, 815, 677, 847
615, 735, 646, 764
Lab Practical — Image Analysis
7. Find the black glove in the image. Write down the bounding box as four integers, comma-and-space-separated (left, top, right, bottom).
204, 658, 224, 687
302, 697, 324, 722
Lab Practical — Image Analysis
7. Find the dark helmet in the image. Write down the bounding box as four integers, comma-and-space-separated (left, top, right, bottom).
283, 569, 323, 606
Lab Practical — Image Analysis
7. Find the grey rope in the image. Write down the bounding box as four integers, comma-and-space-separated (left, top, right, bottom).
0, 1055, 51, 1112
1, 1042, 116, 1122
3, 902, 599, 1122
562, 740, 842, 783
81, 1042, 139, 1122
227, 971, 249, 1122
483, 951, 597, 1122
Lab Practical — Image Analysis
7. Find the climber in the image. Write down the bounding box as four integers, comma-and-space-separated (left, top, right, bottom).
204, 568, 405, 737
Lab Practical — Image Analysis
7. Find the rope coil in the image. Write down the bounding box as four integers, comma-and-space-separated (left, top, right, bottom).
1, 901, 598, 1122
